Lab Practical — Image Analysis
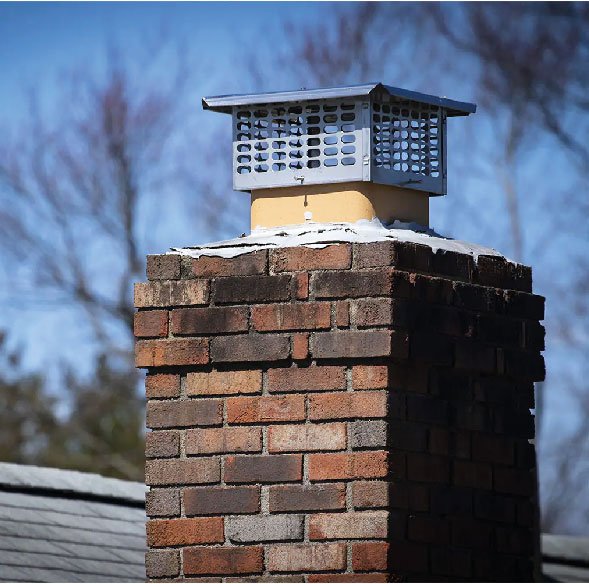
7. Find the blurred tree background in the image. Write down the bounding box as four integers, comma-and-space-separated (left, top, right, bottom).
0, 2, 587, 534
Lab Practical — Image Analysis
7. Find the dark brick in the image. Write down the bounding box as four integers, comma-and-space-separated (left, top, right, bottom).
524, 321, 545, 351
171, 306, 249, 335
389, 363, 429, 394
472, 433, 514, 465
496, 526, 533, 555
354, 241, 396, 268
311, 330, 405, 359
431, 546, 472, 578
407, 453, 449, 483
211, 334, 290, 362
412, 274, 454, 305
271, 244, 351, 272
454, 340, 496, 374
474, 492, 516, 523
146, 489, 181, 517
430, 486, 473, 516
224, 454, 302, 483
494, 467, 535, 496
432, 249, 474, 281
183, 546, 263, 576
502, 349, 545, 381
135, 338, 209, 368
387, 540, 428, 573
146, 549, 180, 578
352, 298, 394, 328
453, 282, 490, 312
312, 269, 392, 298
213, 275, 290, 304
145, 459, 220, 486
146, 400, 222, 429
184, 486, 260, 515
504, 290, 545, 320
252, 302, 331, 332
407, 395, 448, 425
391, 241, 433, 271
269, 484, 346, 512
452, 402, 492, 432
453, 460, 492, 489
477, 314, 522, 346
451, 518, 492, 550
192, 251, 267, 277
268, 365, 346, 393
387, 482, 429, 511
411, 333, 453, 366
408, 516, 450, 544
147, 254, 182, 280
429, 428, 471, 459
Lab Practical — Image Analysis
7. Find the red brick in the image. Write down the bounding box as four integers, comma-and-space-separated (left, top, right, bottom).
146, 549, 180, 579
309, 391, 386, 420
191, 251, 267, 277
147, 399, 222, 429
294, 272, 309, 299
227, 395, 305, 424
184, 486, 260, 515
147, 517, 223, 547
271, 245, 351, 272
210, 334, 290, 362
212, 275, 290, 304
269, 484, 346, 512
266, 543, 347, 572
268, 366, 346, 393
252, 302, 331, 332
146, 374, 180, 398
335, 301, 350, 327
186, 370, 262, 396
292, 333, 309, 360
352, 366, 388, 390
408, 516, 450, 544
354, 241, 396, 268
308, 451, 387, 481
352, 481, 389, 509
146, 254, 182, 280
183, 546, 263, 576
308, 574, 387, 583
312, 330, 407, 359
186, 427, 262, 454
352, 542, 389, 572
268, 423, 346, 452
312, 269, 392, 299
171, 306, 248, 335
134, 310, 169, 338
309, 511, 387, 540
136, 338, 209, 367
407, 453, 449, 483
145, 459, 220, 486
146, 431, 180, 458
224, 454, 302, 483
352, 298, 393, 327
453, 460, 492, 489
134, 280, 209, 307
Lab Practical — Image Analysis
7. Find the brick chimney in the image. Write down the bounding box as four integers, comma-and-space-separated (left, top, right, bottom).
136, 84, 544, 582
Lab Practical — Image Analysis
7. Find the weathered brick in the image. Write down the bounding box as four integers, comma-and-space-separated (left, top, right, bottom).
269, 484, 346, 512
432, 249, 474, 280
146, 373, 181, 398
252, 302, 331, 331
308, 451, 387, 481
349, 420, 387, 449
212, 275, 290, 304
186, 427, 262, 454
211, 334, 290, 362
147, 517, 224, 547
227, 395, 305, 424
352, 298, 393, 328
309, 511, 388, 540
146, 431, 180, 458
268, 423, 346, 452
307, 574, 387, 583
410, 333, 453, 366
184, 486, 260, 516
335, 301, 350, 328
453, 460, 492, 489
312, 330, 400, 359
354, 241, 395, 268
294, 272, 309, 300
455, 340, 496, 374
171, 306, 248, 335
309, 391, 387, 421
226, 514, 303, 543
187, 369, 262, 396
147, 399, 222, 429
146, 489, 181, 517
192, 251, 267, 277
352, 542, 389, 572
406, 453, 449, 483
266, 543, 347, 573
352, 481, 389, 509
268, 366, 346, 393
271, 245, 351, 272
134, 310, 168, 338
134, 280, 209, 307
147, 254, 182, 280
524, 320, 545, 351
292, 333, 309, 360
352, 365, 388, 390
312, 269, 392, 299
504, 290, 545, 320
146, 549, 180, 579
224, 454, 302, 483
136, 338, 209, 367
183, 547, 263, 576
145, 458, 220, 486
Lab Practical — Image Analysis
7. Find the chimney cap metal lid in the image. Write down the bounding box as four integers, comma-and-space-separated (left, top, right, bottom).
202, 82, 476, 117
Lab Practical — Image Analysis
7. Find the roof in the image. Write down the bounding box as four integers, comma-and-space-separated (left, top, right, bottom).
202, 82, 476, 117
0, 462, 146, 582
542, 534, 589, 582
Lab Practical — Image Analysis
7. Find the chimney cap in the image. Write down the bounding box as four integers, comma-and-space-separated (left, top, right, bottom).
202, 81, 476, 117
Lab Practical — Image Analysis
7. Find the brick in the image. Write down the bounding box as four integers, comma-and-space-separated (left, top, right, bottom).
474, 492, 516, 523
312, 330, 400, 359
389, 363, 428, 393
312, 269, 392, 299
134, 310, 168, 337
352, 365, 388, 390
184, 486, 260, 516
477, 314, 521, 346
496, 526, 533, 554
309, 511, 387, 540
146, 431, 180, 458
269, 423, 346, 452
145, 459, 220, 486
292, 333, 309, 360
387, 482, 429, 511
335, 301, 350, 327
146, 489, 181, 517
410, 333, 453, 366
268, 366, 346, 393
350, 420, 387, 449
354, 241, 395, 268
408, 516, 449, 544
453, 460, 492, 489
147, 517, 224, 547
134, 280, 208, 307
186, 427, 262, 454
212, 275, 290, 304
226, 514, 303, 543
183, 547, 263, 576
352, 298, 393, 327
294, 272, 309, 300
453, 401, 492, 432
406, 453, 449, 483
191, 251, 267, 277
432, 249, 474, 280
145, 373, 180, 398
472, 433, 514, 465
352, 481, 389, 509
429, 428, 471, 459
451, 518, 492, 550
309, 451, 387, 481
271, 244, 351, 272
407, 395, 448, 425
388, 421, 428, 452
494, 467, 535, 496
524, 320, 545, 351
503, 349, 545, 381
224, 454, 302, 483
455, 340, 496, 374
146, 549, 180, 579
211, 334, 290, 362
187, 370, 262, 396
352, 542, 389, 572
504, 290, 545, 320
309, 391, 387, 421
252, 302, 331, 331
453, 282, 491, 312
430, 486, 473, 516
147, 399, 222, 429
392, 241, 433, 271
147, 254, 182, 280
308, 575, 387, 583
227, 395, 305, 424
387, 541, 428, 573
266, 543, 346, 573
431, 547, 471, 578
136, 338, 209, 367
269, 484, 346, 512
171, 306, 248, 335
390, 270, 414, 298
226, 577, 303, 583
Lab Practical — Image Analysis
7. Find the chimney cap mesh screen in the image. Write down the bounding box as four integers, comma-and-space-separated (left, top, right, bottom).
203, 83, 476, 196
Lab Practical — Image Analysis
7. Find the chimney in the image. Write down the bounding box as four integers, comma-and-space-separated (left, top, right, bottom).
136, 83, 544, 582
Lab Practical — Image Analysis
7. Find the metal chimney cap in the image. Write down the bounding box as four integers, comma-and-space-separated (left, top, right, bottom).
202, 82, 476, 117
